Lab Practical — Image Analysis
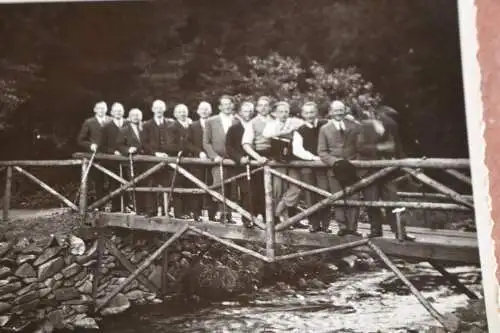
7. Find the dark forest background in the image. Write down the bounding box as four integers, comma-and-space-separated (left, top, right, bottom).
0, 0, 466, 160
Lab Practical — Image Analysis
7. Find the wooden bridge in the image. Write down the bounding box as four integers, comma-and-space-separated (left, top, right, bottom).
0, 153, 479, 332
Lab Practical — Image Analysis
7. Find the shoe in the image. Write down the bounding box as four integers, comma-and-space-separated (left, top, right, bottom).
400, 234, 416, 242
309, 226, 321, 233
242, 218, 254, 229
367, 232, 383, 238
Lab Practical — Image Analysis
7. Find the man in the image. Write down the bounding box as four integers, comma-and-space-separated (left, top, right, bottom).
275, 101, 328, 232
190, 101, 216, 221
172, 103, 199, 220
226, 101, 255, 228
203, 95, 239, 223
116, 108, 146, 214
142, 99, 179, 217
77, 101, 110, 206
100, 102, 127, 212
242, 96, 273, 218
317, 100, 362, 236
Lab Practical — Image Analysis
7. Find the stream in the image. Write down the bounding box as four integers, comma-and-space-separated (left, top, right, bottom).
98, 263, 483, 333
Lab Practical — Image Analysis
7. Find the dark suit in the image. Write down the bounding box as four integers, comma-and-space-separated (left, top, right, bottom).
226, 120, 253, 219
76, 116, 109, 206
141, 118, 180, 215
190, 120, 216, 219
116, 122, 146, 213
317, 119, 361, 233
357, 120, 398, 235
100, 119, 127, 211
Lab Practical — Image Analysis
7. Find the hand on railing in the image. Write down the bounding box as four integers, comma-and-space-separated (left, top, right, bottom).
114, 150, 121, 156
155, 152, 168, 158
256, 156, 268, 165
128, 147, 137, 154
240, 156, 250, 164
199, 152, 208, 160
213, 156, 223, 163
90, 143, 98, 152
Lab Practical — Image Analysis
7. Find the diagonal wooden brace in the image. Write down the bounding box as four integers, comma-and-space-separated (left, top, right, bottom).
95, 224, 189, 312
275, 167, 397, 231
93, 162, 127, 185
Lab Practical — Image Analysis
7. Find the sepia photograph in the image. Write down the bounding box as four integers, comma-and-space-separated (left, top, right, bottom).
0, 0, 491, 332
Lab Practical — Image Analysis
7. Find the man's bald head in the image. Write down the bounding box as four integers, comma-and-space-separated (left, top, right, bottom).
128, 108, 143, 123
93, 101, 108, 117
151, 99, 166, 116
173, 103, 189, 121
329, 100, 347, 120
111, 102, 125, 119
197, 101, 212, 119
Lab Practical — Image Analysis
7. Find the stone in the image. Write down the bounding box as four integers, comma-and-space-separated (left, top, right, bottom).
38, 257, 65, 280
14, 290, 39, 305
62, 263, 81, 279
83, 259, 97, 267
75, 241, 97, 265
16, 283, 38, 296
54, 273, 63, 281
0, 281, 21, 295
34, 320, 54, 333
125, 290, 145, 301
0, 267, 11, 279
73, 316, 99, 330
54, 287, 79, 301
52, 280, 63, 290
39, 288, 51, 298
77, 280, 93, 294
0, 242, 13, 258
44, 277, 56, 289
16, 254, 37, 265
0, 259, 15, 269
0, 302, 11, 314
21, 244, 43, 255
0, 293, 15, 301
34, 247, 61, 267
63, 280, 74, 287
309, 278, 327, 289
0, 315, 11, 327
72, 270, 87, 284
71, 305, 88, 313
63, 296, 92, 305
99, 293, 130, 316
13, 298, 40, 312
15, 262, 36, 278
148, 265, 162, 290
47, 309, 65, 330
13, 237, 31, 251
23, 277, 37, 284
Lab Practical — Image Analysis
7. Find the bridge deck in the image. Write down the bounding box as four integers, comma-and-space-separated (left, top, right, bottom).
98, 213, 479, 265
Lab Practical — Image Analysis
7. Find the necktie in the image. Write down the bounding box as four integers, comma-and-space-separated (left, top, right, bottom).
339, 122, 345, 136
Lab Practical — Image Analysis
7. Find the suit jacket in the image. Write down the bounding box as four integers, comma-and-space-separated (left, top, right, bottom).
225, 121, 247, 164
317, 119, 360, 165
77, 116, 110, 151
189, 120, 205, 155
101, 120, 127, 154
116, 122, 143, 155
141, 118, 179, 155
203, 115, 238, 159
356, 120, 395, 160
172, 120, 199, 157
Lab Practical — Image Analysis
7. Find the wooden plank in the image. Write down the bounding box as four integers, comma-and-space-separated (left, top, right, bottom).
264, 166, 275, 259
72, 153, 470, 169
428, 260, 479, 299
3, 166, 12, 221
99, 214, 479, 264
79, 158, 89, 215
0, 159, 82, 166
14, 166, 78, 210
444, 169, 472, 186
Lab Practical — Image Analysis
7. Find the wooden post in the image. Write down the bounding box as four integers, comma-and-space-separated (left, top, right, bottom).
80, 158, 89, 215
264, 166, 275, 260
161, 246, 169, 296
428, 260, 479, 299
92, 232, 106, 310
367, 241, 461, 332
119, 164, 124, 212
96, 224, 189, 312
3, 167, 12, 221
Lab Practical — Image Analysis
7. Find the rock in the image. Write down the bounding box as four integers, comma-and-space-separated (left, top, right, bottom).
181, 251, 193, 259
75, 241, 97, 265
341, 255, 359, 269
73, 316, 99, 330
0, 279, 11, 287
0, 267, 11, 279
16, 283, 38, 296
34, 320, 54, 333
72, 269, 87, 284
309, 278, 327, 289
54, 273, 63, 281
63, 280, 74, 287
43, 277, 56, 289
0, 302, 11, 314
71, 305, 88, 313
13, 298, 39, 312
147, 265, 162, 289
69, 235, 86, 256
23, 277, 37, 284
62, 263, 81, 279
77, 280, 93, 294
63, 296, 92, 305
125, 290, 145, 301
0, 243, 12, 257
83, 259, 97, 267
54, 287, 79, 301
52, 280, 63, 290
16, 254, 37, 265
0, 293, 15, 301
38, 257, 65, 280
297, 278, 308, 289
15, 262, 36, 278
0, 281, 22, 295
180, 258, 190, 268
276, 282, 290, 290
0, 315, 11, 327
34, 247, 61, 267
99, 293, 130, 316
0, 259, 15, 268
47, 310, 65, 330
39, 288, 51, 298
14, 290, 39, 305
21, 244, 43, 255
13, 238, 30, 251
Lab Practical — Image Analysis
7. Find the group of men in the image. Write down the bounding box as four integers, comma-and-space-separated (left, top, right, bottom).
77, 95, 414, 240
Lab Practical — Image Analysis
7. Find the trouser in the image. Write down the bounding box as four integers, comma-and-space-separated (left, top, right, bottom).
144, 164, 180, 216
123, 162, 147, 214
361, 171, 398, 235
174, 165, 204, 217
317, 169, 360, 232
211, 164, 235, 218
234, 166, 255, 222
101, 161, 122, 212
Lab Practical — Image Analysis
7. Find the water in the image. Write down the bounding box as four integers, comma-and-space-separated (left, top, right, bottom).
99, 264, 483, 333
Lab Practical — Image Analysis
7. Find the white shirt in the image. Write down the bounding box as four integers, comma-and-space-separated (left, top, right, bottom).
241, 114, 272, 146
219, 113, 234, 134
331, 119, 346, 132
113, 119, 124, 128
199, 118, 206, 129
96, 116, 107, 126
292, 120, 319, 161
178, 119, 190, 128
130, 123, 141, 141
262, 117, 305, 138
154, 117, 164, 126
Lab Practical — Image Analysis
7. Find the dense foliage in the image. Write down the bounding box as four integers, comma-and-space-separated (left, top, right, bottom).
0, 0, 466, 160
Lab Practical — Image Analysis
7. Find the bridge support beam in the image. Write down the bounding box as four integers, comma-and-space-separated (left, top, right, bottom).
2, 166, 12, 221
429, 260, 479, 299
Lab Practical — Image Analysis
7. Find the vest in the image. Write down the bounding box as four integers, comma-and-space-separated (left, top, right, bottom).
297, 121, 324, 155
